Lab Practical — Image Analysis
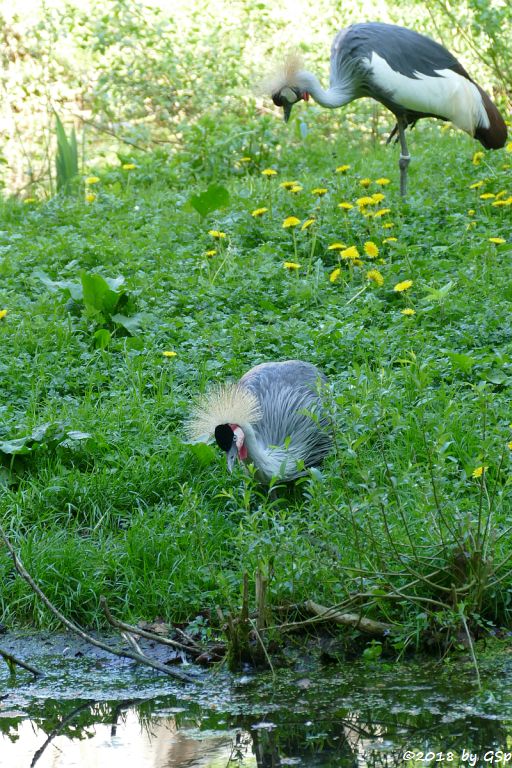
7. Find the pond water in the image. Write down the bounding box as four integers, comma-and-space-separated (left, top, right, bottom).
1, 633, 512, 767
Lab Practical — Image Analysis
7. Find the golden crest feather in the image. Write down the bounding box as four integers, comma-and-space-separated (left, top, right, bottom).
186, 383, 262, 442
260, 50, 304, 96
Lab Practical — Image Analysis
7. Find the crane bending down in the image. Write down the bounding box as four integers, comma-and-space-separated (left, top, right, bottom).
187, 360, 332, 483
269, 22, 508, 195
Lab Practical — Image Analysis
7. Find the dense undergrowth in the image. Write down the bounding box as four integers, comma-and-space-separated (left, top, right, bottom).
1, 88, 512, 654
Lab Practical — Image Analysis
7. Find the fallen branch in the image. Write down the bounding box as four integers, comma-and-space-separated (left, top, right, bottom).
0, 525, 195, 683
100, 597, 205, 657
0, 646, 42, 677
304, 600, 396, 635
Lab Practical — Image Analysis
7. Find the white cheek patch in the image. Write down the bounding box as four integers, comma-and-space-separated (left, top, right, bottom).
366, 52, 489, 135
281, 86, 300, 104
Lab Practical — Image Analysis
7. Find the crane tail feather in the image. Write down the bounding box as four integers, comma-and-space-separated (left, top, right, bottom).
474, 85, 508, 149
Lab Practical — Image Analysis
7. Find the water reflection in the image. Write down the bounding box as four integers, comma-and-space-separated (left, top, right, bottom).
1, 657, 512, 767
1, 696, 512, 768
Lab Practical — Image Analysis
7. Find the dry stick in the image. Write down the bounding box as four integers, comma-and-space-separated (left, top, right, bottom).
459, 608, 481, 690
248, 618, 275, 676
0, 646, 42, 677
304, 600, 395, 635
0, 527, 195, 683
100, 597, 204, 657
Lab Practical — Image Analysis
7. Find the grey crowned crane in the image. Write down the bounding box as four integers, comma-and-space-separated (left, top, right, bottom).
187, 360, 332, 483
268, 22, 508, 195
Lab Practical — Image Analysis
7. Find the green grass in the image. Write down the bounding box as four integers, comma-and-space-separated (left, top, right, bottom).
1, 109, 511, 650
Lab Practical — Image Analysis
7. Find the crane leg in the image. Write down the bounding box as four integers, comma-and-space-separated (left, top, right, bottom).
397, 117, 411, 197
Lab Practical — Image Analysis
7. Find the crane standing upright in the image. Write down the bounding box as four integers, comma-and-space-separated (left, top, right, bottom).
269, 22, 508, 195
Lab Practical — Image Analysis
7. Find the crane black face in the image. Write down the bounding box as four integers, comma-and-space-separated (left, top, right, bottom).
215, 423, 235, 452
272, 86, 303, 122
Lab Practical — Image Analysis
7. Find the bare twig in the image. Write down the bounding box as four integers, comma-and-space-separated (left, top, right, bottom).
100, 597, 204, 657
0, 646, 42, 677
304, 600, 396, 635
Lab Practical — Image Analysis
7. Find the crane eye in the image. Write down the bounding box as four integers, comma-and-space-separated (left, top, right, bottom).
214, 424, 235, 452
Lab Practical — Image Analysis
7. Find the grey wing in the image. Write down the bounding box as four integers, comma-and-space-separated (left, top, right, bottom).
240, 361, 332, 466
332, 22, 470, 82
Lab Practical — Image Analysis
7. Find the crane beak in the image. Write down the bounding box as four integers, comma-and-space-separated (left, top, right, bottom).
283, 102, 293, 123
226, 442, 238, 472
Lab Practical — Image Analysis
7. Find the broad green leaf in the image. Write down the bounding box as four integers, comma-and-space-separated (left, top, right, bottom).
0, 437, 32, 455
35, 270, 83, 301
186, 442, 217, 466
93, 328, 112, 348
111, 312, 143, 334
188, 184, 230, 217
81, 271, 122, 315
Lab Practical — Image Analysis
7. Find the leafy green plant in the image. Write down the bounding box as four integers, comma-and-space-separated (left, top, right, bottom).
36, 269, 143, 342
55, 113, 79, 193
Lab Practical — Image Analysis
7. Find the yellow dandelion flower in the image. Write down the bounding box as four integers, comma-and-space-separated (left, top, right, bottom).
394, 279, 413, 292
162, 350, 177, 358
280, 180, 298, 189
312, 187, 328, 196
301, 218, 316, 230
383, 237, 397, 243
492, 198, 512, 207
359, 178, 372, 188
85, 193, 96, 203
340, 246, 360, 261
364, 241, 379, 259
251, 207, 268, 217
204, 249, 216, 257
366, 269, 384, 286
495, 190, 508, 199
507, 441, 512, 451
329, 267, 341, 283
356, 196, 374, 207
338, 202, 353, 210
262, 168, 278, 176
469, 181, 484, 189
472, 151, 484, 165
472, 465, 488, 479
23, 198, 37, 204
506, 142, 512, 153
335, 164, 350, 173
0, 309, 7, 320
122, 163, 136, 170
371, 193, 385, 204
374, 208, 391, 218
401, 308, 415, 316
283, 261, 301, 270
488, 237, 506, 244
468, 209, 476, 216
289, 185, 303, 193
208, 230, 227, 238
85, 175, 100, 185
327, 242, 347, 251
480, 193, 495, 200
375, 177, 390, 186
239, 156, 252, 163
283, 216, 301, 228
382, 222, 394, 229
